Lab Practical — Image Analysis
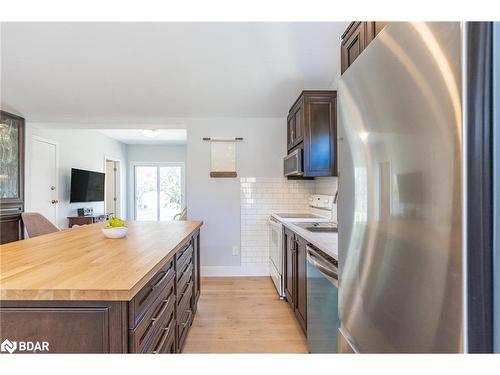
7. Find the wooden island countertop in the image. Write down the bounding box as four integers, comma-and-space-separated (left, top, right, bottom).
0, 220, 203, 301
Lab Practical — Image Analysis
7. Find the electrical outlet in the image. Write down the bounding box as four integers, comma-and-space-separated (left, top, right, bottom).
232, 246, 239, 256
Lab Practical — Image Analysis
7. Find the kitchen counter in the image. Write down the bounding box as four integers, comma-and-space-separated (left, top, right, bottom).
0, 220, 203, 301
0, 220, 203, 353
283, 221, 338, 259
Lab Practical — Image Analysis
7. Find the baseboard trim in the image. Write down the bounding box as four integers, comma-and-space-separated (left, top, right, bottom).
201, 265, 270, 277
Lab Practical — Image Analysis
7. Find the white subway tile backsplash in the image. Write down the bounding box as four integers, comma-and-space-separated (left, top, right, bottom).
240, 177, 315, 267
314, 176, 338, 195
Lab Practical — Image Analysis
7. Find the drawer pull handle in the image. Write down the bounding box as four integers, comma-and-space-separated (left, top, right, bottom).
181, 311, 192, 328
177, 242, 191, 258
139, 295, 172, 344
180, 279, 192, 297
152, 325, 172, 354
151, 269, 172, 291
151, 297, 171, 325
180, 261, 191, 277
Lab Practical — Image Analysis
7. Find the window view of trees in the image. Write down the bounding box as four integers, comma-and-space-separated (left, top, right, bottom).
135, 165, 183, 221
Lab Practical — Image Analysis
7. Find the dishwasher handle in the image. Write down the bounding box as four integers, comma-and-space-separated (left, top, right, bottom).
306, 245, 338, 281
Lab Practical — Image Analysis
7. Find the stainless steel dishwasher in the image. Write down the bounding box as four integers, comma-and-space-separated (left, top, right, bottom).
306, 244, 339, 353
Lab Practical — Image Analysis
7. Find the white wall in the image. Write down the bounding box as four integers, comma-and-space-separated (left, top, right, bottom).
127, 144, 186, 163
184, 118, 286, 274
25, 125, 128, 228
126, 144, 187, 219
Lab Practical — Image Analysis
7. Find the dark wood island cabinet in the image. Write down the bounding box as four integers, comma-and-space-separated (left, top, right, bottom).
0, 221, 202, 354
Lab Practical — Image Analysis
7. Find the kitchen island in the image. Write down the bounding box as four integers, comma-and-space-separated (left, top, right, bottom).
0, 220, 202, 353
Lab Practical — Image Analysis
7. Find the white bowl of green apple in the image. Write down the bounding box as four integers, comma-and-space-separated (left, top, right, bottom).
102, 217, 128, 238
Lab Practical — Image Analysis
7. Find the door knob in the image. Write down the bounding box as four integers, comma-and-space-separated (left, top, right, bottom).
50, 186, 56, 191
51, 200, 59, 204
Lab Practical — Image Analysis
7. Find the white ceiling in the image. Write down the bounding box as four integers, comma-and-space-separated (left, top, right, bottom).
96, 129, 187, 145
0, 22, 348, 121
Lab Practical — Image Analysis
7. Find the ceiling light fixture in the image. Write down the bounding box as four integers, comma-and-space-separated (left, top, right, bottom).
141, 129, 160, 138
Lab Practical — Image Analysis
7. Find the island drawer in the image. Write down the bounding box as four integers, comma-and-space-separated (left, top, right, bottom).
176, 243, 193, 278
161, 329, 176, 353
176, 288, 194, 352
129, 259, 175, 328
177, 278, 193, 311
129, 279, 175, 353
147, 309, 176, 354
177, 263, 193, 299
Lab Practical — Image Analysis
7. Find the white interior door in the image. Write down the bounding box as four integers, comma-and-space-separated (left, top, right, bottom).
31, 137, 58, 225
105, 160, 121, 216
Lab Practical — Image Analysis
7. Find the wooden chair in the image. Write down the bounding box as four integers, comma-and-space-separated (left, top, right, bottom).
21, 212, 60, 238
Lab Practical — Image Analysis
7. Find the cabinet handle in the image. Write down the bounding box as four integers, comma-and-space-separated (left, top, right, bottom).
152, 325, 171, 354
151, 269, 171, 291
151, 297, 171, 325
180, 279, 192, 298
51, 200, 59, 204
181, 311, 193, 328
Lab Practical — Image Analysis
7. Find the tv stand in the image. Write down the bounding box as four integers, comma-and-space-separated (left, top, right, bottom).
67, 213, 114, 228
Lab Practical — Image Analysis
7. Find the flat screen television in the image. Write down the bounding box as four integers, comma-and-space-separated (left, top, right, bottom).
70, 168, 105, 203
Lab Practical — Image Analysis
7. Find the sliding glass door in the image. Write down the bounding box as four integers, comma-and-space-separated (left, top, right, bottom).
134, 163, 185, 221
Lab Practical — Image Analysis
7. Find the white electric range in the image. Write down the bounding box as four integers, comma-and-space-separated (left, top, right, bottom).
268, 194, 335, 298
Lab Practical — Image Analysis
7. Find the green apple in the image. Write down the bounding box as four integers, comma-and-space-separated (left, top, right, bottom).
106, 216, 126, 228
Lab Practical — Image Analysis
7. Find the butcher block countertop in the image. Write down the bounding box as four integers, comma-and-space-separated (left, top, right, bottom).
0, 220, 203, 301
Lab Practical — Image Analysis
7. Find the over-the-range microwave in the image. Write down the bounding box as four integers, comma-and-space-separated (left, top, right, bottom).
284, 148, 303, 176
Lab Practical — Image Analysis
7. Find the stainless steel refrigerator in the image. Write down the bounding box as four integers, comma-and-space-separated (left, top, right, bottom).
337, 22, 464, 353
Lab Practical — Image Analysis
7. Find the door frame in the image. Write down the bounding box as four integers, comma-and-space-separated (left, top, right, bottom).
103, 155, 122, 217
31, 136, 59, 225
130, 161, 186, 221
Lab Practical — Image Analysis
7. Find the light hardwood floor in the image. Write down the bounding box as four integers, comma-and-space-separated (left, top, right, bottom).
182, 277, 308, 353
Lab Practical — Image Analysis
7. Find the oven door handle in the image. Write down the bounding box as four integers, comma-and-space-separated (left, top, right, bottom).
306, 245, 338, 281
268, 217, 282, 228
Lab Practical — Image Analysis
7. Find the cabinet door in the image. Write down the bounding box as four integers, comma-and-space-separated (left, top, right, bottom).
295, 235, 308, 333
0, 213, 23, 244
0, 301, 126, 353
294, 106, 303, 146
303, 95, 337, 177
365, 21, 388, 44
341, 22, 366, 74
283, 227, 295, 308
287, 113, 295, 150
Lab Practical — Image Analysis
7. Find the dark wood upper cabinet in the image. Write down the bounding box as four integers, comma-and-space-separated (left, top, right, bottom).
341, 21, 388, 74
0, 110, 25, 244
287, 98, 304, 151
365, 21, 388, 44
285, 91, 337, 178
341, 22, 366, 74
303, 93, 337, 177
